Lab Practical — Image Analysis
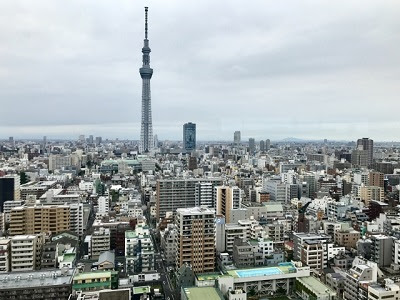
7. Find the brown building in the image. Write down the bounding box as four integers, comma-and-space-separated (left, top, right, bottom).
215, 186, 241, 223
9, 205, 70, 236
334, 230, 360, 249
188, 156, 197, 171
369, 171, 384, 188
175, 207, 215, 273
259, 191, 270, 203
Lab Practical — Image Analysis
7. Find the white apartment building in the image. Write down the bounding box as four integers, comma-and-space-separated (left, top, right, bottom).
0, 238, 11, 272
10, 234, 44, 272
3, 200, 24, 223
195, 182, 215, 208
98, 196, 110, 215
70, 202, 84, 237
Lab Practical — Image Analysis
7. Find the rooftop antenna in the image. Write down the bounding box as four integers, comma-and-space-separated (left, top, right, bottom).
144, 7, 148, 39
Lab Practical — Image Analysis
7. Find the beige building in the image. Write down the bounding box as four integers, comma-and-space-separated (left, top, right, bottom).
9, 205, 70, 236
215, 186, 241, 223
10, 234, 44, 272
175, 207, 215, 273
359, 186, 384, 206
335, 229, 360, 249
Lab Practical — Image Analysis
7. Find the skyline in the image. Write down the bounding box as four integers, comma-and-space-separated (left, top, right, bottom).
1, 1, 400, 140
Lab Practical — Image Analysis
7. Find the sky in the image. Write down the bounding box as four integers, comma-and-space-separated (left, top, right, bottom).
1, 0, 400, 141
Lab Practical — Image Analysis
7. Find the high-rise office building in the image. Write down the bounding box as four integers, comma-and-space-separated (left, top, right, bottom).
139, 7, 154, 153
351, 149, 368, 168
357, 138, 373, 166
260, 140, 265, 152
42, 136, 47, 152
183, 122, 196, 151
248, 138, 255, 154
266, 139, 271, 151
0, 175, 20, 212
175, 207, 215, 273
153, 134, 159, 148
234, 131, 241, 145
95, 136, 102, 145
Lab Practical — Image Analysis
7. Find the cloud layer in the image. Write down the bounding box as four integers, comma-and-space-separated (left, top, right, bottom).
1, 0, 400, 141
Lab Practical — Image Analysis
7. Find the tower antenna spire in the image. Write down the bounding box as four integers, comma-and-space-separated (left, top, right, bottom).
144, 7, 148, 39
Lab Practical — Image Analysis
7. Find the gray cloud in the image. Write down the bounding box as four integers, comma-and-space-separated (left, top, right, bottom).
1, 0, 400, 141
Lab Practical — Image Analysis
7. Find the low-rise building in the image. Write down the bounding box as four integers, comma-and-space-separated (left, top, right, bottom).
218, 261, 310, 297
0, 268, 74, 300
295, 276, 336, 300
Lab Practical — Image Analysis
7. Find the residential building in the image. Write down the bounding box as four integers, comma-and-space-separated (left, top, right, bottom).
215, 186, 241, 223
359, 186, 384, 206
156, 178, 222, 219
175, 207, 215, 273
9, 204, 70, 236
91, 227, 111, 259
335, 229, 360, 249
368, 279, 400, 300
0, 268, 74, 300
10, 234, 44, 272
125, 224, 155, 274
369, 171, 384, 188
0, 238, 10, 272
370, 234, 393, 267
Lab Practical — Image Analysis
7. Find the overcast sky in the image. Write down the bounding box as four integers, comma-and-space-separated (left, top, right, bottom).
1, 0, 400, 141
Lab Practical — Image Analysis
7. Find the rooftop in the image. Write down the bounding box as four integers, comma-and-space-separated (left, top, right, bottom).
177, 206, 215, 215
73, 271, 111, 281
226, 263, 297, 278
183, 287, 224, 300
133, 286, 151, 294
0, 268, 75, 290
297, 276, 336, 296
264, 202, 283, 212
196, 273, 222, 281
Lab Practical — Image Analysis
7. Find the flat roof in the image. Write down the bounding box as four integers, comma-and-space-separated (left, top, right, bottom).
183, 287, 223, 300
133, 286, 151, 294
297, 276, 336, 296
0, 269, 74, 290
226, 263, 296, 278
73, 271, 111, 281
264, 202, 283, 212
196, 273, 222, 281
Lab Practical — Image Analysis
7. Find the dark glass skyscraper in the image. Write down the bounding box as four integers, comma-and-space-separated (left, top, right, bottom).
183, 122, 196, 151
139, 7, 154, 153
